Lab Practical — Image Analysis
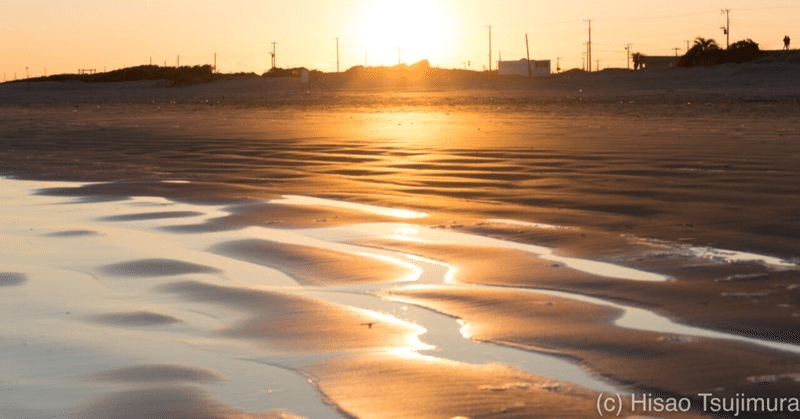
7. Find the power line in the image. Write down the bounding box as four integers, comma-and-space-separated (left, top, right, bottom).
734, 4, 800, 12
488, 25, 492, 72
594, 9, 719, 22
721, 9, 730, 49
585, 19, 592, 72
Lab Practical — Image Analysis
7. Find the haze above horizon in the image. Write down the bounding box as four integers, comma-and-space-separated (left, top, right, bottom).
2, 0, 798, 79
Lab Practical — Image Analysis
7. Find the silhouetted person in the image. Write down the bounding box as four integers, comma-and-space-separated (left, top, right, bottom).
784, 35, 791, 50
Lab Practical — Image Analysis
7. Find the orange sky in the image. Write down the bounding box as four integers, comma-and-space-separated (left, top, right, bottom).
2, 0, 798, 79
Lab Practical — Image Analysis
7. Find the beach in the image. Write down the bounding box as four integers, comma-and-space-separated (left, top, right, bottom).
1, 61, 800, 418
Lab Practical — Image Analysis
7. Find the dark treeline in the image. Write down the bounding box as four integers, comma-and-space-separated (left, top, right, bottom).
678, 38, 762, 67
15, 64, 265, 85
10, 59, 501, 86
29, 65, 219, 84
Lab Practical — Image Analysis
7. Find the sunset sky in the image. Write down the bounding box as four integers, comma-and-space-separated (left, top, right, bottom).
2, 0, 799, 79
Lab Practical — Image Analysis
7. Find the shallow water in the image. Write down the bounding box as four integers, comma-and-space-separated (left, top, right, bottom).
2, 177, 799, 417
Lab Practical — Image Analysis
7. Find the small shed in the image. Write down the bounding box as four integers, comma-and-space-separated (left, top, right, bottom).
498, 59, 551, 77
640, 56, 679, 69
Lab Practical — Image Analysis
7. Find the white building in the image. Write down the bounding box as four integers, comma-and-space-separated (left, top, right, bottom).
498, 59, 551, 77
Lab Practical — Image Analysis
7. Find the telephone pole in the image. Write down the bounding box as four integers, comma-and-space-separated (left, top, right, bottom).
214, 53, 217, 73
721, 9, 730, 49
624, 44, 631, 70
488, 25, 492, 72
270, 42, 277, 68
335, 38, 340, 73
525, 33, 531, 77
586, 19, 592, 72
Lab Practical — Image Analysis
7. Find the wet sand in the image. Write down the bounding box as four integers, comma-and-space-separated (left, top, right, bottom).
1, 62, 800, 418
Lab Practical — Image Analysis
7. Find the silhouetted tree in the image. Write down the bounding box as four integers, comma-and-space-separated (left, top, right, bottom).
678, 37, 723, 67
695, 38, 720, 52
679, 37, 762, 66
723, 39, 760, 63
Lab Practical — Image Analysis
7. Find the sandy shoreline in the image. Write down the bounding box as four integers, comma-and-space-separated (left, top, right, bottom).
1, 64, 800, 418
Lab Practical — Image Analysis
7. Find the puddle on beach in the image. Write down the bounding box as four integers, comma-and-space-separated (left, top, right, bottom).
1, 177, 799, 417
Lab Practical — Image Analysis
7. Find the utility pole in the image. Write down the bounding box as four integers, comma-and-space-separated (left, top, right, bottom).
586, 19, 592, 72
270, 42, 277, 68
525, 33, 531, 77
214, 53, 217, 73
721, 9, 730, 49
624, 44, 631, 70
177, 55, 180, 67
685, 40, 690, 52
673, 47, 681, 65
488, 25, 492, 72
556, 57, 561, 73
336, 38, 340, 73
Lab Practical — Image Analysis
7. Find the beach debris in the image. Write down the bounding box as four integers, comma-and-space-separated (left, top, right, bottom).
360, 322, 376, 329
478, 382, 532, 392
721, 290, 773, 298
539, 382, 562, 392
715, 273, 770, 282
747, 374, 800, 385
657, 335, 693, 343
0, 272, 28, 286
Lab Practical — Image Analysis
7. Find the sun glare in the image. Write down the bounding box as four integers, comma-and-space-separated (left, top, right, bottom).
359, 0, 454, 67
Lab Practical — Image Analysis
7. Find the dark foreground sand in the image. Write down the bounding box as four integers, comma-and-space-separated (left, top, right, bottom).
1, 61, 800, 418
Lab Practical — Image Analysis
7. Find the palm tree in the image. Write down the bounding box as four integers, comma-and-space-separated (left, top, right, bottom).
679, 37, 722, 67
689, 38, 721, 54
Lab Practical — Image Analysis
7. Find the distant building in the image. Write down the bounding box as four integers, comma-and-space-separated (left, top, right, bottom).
640, 56, 679, 69
498, 59, 551, 77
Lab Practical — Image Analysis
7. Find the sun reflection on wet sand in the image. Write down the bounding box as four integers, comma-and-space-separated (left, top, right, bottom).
270, 195, 427, 219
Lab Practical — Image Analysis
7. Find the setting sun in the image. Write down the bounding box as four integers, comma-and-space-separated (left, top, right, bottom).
357, 0, 456, 66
